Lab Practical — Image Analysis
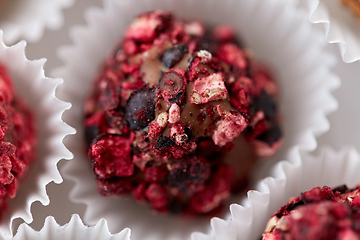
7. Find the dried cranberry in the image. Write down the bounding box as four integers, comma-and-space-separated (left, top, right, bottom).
145, 183, 168, 212
253, 90, 277, 120
90, 133, 134, 179
189, 165, 232, 213
155, 135, 175, 150
256, 125, 282, 145
167, 156, 210, 195
98, 76, 121, 111
125, 88, 156, 130
145, 164, 168, 182
195, 34, 217, 53
97, 178, 134, 196
161, 44, 189, 68
158, 70, 185, 103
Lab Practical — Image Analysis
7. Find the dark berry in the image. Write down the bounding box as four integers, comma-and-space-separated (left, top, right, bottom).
184, 127, 193, 143
85, 125, 99, 147
158, 70, 185, 103
155, 135, 175, 150
167, 156, 210, 195
253, 90, 277, 120
256, 125, 282, 145
332, 185, 349, 194
161, 44, 189, 68
97, 178, 134, 196
195, 34, 217, 53
125, 88, 156, 130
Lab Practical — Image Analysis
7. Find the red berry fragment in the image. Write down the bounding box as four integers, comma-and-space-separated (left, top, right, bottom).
0, 64, 36, 219
167, 156, 210, 196
262, 185, 360, 240
84, 11, 282, 215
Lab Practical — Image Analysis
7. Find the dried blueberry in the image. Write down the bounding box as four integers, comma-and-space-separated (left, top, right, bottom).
167, 157, 210, 194
85, 125, 99, 147
158, 70, 184, 103
125, 88, 156, 130
161, 44, 189, 68
332, 185, 349, 194
256, 125, 282, 145
155, 135, 175, 150
253, 90, 277, 120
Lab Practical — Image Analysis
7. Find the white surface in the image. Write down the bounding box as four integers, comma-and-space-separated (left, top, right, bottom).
10, 0, 360, 239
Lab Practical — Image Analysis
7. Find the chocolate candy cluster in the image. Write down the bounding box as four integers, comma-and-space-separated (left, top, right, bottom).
0, 64, 36, 217
84, 10, 282, 215
263, 185, 360, 240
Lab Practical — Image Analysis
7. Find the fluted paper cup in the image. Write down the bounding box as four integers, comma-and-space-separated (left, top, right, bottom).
198, 146, 360, 240
0, 0, 74, 45
305, 0, 360, 63
54, 0, 340, 239
3, 214, 130, 240
0, 31, 74, 237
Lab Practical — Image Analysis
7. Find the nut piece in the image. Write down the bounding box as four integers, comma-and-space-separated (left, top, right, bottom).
168, 104, 181, 123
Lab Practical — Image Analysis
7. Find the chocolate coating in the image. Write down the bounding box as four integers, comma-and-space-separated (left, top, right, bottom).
84, 10, 282, 215
263, 185, 360, 240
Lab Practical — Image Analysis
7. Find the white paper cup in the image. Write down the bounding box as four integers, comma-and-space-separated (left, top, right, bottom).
0, 31, 74, 237
0, 0, 74, 45
54, 0, 340, 239
304, 0, 360, 63
199, 146, 360, 240
3, 214, 130, 240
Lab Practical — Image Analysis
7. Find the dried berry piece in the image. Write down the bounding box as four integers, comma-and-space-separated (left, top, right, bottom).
158, 70, 186, 103
167, 156, 210, 195
161, 44, 189, 68
257, 125, 282, 146
97, 178, 134, 196
253, 90, 277, 120
125, 88, 156, 130
155, 135, 175, 150
189, 165, 232, 214
195, 34, 217, 53
90, 133, 134, 179
98, 75, 121, 111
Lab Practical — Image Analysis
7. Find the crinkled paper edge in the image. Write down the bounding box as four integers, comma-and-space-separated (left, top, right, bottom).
198, 146, 360, 240
5, 214, 130, 240
0, 30, 74, 237
305, 0, 360, 63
